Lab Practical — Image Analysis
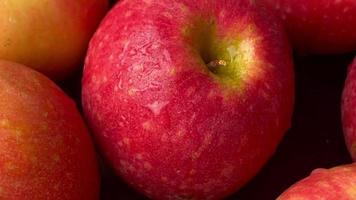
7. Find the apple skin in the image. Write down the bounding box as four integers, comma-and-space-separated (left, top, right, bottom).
82, 0, 294, 199
277, 163, 356, 200
0, 0, 108, 80
259, 0, 356, 54
0, 60, 100, 199
342, 57, 356, 161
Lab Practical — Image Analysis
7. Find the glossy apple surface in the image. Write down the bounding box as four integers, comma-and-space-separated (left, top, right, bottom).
260, 0, 356, 54
82, 0, 294, 199
0, 60, 100, 199
342, 57, 356, 161
277, 163, 356, 200
0, 0, 108, 80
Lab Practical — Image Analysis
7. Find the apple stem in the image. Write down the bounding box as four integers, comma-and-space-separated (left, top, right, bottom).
207, 59, 227, 73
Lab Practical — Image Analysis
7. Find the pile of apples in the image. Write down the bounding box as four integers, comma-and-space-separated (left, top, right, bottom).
0, 0, 355, 199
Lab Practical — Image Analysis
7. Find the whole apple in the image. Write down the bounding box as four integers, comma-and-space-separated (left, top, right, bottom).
277, 163, 356, 199
259, 0, 356, 54
0, 0, 108, 80
82, 0, 294, 199
342, 57, 356, 161
0, 60, 100, 199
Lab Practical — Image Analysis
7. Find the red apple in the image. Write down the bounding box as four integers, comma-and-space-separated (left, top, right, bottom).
277, 163, 356, 200
259, 0, 356, 54
82, 0, 294, 199
0, 60, 99, 199
342, 57, 356, 161
0, 0, 108, 80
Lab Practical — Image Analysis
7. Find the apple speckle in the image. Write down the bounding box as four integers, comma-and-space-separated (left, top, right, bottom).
176, 130, 185, 137
281, 14, 287, 20
142, 0, 152, 5
30, 155, 38, 164
185, 87, 196, 97
161, 133, 168, 142
221, 165, 235, 177
143, 162, 152, 170
179, 184, 188, 190
109, 54, 114, 61
0, 119, 10, 127
14, 129, 23, 137
102, 76, 108, 83
169, 68, 177, 76
124, 11, 133, 18
123, 138, 130, 145
135, 154, 143, 160
146, 101, 169, 116
52, 154, 60, 163
5, 162, 16, 171
343, 7, 350, 13
142, 121, 152, 130
7, 16, 16, 24
103, 34, 110, 41
161, 176, 168, 182
98, 41, 103, 48
127, 88, 136, 96
162, 12, 173, 19
119, 159, 127, 166
191, 152, 200, 161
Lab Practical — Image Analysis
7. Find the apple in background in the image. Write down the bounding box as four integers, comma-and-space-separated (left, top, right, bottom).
82, 0, 294, 199
259, 0, 356, 54
277, 163, 356, 199
342, 57, 356, 161
0, 60, 100, 199
0, 0, 108, 80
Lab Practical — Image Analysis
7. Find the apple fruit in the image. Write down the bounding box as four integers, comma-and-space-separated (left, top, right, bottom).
82, 0, 294, 199
0, 60, 100, 199
277, 163, 356, 199
0, 0, 108, 80
258, 0, 356, 54
342, 57, 356, 161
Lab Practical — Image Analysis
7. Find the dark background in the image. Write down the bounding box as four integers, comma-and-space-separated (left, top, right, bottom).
59, 1, 354, 199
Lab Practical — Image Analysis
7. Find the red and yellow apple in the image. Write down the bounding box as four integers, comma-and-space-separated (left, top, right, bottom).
259, 0, 356, 54
0, 0, 108, 80
82, 0, 294, 199
342, 57, 356, 161
277, 163, 356, 200
0, 60, 100, 199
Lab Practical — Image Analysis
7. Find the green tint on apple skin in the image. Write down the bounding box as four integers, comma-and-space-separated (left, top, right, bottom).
182, 18, 257, 92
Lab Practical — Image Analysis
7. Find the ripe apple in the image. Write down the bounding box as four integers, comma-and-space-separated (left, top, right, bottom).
259, 0, 356, 54
82, 0, 294, 199
0, 60, 100, 199
342, 57, 356, 161
277, 163, 356, 199
0, 0, 108, 80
